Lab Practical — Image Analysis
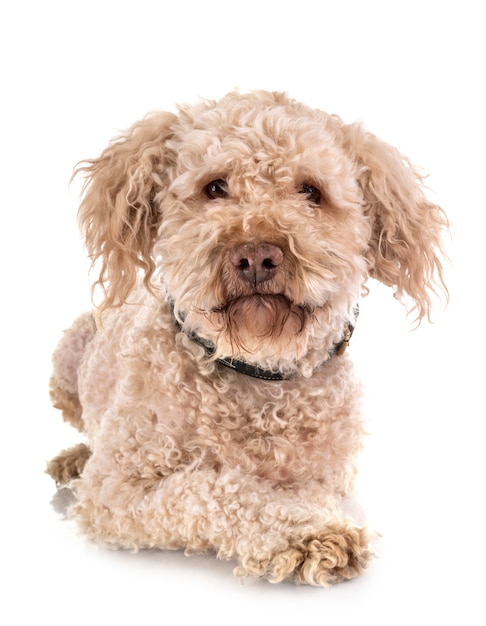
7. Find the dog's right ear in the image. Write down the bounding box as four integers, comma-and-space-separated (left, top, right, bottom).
75, 112, 177, 312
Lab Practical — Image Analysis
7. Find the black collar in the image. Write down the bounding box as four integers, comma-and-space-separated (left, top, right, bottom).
169, 302, 357, 381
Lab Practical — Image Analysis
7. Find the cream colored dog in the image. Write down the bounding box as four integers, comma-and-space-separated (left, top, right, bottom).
47, 91, 448, 586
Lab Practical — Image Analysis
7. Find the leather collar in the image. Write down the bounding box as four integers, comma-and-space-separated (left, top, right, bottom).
169, 301, 357, 381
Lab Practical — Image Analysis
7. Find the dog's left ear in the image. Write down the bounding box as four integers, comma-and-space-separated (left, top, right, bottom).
75, 112, 178, 312
340, 122, 449, 321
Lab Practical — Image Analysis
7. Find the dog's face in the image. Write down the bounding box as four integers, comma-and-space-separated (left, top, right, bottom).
155, 95, 368, 366
76, 91, 448, 370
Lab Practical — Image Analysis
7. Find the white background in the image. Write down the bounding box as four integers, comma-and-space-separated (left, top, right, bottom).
1, 1, 484, 624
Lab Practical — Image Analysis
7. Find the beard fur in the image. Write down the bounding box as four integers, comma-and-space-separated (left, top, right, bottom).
217, 294, 311, 355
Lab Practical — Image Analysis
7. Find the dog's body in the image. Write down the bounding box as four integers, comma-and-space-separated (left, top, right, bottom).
47, 91, 448, 585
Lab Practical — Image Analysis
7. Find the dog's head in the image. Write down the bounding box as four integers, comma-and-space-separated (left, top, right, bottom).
76, 91, 448, 374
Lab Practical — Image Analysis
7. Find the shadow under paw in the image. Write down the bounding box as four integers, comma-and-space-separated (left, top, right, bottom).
51, 487, 77, 516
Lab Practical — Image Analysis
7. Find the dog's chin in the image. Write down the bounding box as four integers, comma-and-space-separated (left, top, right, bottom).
215, 294, 311, 355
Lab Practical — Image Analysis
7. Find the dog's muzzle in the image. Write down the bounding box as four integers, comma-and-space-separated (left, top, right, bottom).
168, 300, 357, 381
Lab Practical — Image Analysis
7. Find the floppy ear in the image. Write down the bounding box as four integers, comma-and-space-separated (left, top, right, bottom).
341, 122, 449, 322
75, 111, 177, 311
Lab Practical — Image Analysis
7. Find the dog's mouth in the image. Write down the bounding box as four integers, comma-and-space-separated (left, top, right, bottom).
209, 293, 312, 354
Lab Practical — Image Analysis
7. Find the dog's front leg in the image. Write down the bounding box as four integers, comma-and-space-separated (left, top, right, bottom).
72, 462, 372, 586
199, 469, 372, 586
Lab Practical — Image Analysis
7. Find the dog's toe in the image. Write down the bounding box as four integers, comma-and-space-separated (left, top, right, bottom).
46, 443, 91, 485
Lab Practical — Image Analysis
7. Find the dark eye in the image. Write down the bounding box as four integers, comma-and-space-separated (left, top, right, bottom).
206, 179, 229, 199
299, 183, 321, 205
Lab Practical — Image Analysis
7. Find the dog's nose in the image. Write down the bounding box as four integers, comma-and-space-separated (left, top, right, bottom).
230, 242, 284, 286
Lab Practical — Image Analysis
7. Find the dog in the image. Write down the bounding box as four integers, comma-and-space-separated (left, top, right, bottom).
47, 91, 448, 586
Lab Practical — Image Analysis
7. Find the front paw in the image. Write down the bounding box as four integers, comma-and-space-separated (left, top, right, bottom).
236, 523, 373, 586
46, 443, 91, 485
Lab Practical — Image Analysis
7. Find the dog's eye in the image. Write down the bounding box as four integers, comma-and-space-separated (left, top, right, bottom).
206, 179, 229, 200
299, 184, 321, 205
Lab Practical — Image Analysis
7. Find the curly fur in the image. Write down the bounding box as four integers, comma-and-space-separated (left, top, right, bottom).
47, 91, 448, 586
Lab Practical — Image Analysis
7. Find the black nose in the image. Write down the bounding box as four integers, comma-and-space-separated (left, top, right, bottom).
230, 242, 284, 286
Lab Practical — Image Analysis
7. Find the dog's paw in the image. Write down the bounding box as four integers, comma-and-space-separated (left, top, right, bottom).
236, 523, 373, 586
46, 443, 91, 485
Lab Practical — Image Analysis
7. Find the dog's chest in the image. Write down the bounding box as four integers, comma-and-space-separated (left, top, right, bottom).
146, 359, 360, 485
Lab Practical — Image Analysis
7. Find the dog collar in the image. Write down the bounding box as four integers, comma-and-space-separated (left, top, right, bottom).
169, 301, 357, 381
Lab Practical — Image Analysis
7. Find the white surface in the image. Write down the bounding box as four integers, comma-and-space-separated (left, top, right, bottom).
1, 1, 484, 624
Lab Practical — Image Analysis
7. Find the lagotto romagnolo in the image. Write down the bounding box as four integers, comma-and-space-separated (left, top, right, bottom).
47, 91, 448, 585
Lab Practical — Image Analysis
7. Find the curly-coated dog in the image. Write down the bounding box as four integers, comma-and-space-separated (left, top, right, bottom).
47, 91, 448, 586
